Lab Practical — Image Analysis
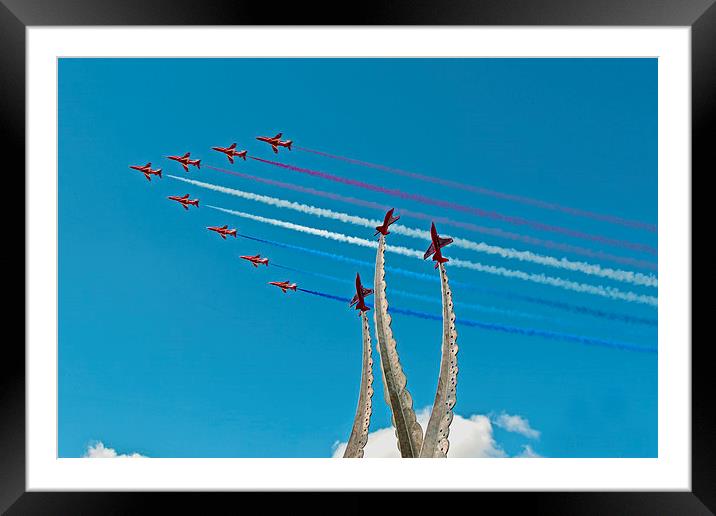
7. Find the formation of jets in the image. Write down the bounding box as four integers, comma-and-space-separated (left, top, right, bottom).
130, 133, 453, 306
132, 132, 293, 182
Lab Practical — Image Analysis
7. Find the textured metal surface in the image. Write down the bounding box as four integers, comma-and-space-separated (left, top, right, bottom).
420, 263, 459, 458
373, 235, 423, 458
343, 311, 374, 458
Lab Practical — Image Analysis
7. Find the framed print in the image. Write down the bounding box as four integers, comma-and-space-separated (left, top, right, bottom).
4, 0, 712, 512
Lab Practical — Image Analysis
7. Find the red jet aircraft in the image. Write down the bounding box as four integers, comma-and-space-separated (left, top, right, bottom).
167, 194, 199, 210
349, 273, 374, 313
167, 152, 201, 172
240, 254, 269, 267
211, 143, 247, 164
256, 132, 293, 154
423, 222, 454, 268
375, 208, 400, 236
207, 225, 237, 239
129, 162, 162, 182
268, 280, 297, 293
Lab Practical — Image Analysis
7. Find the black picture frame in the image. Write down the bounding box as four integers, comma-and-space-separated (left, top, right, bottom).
3, 0, 711, 513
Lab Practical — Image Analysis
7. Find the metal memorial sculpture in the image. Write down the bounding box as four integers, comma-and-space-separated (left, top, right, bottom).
420, 262, 459, 458
343, 276, 375, 458
342, 211, 459, 458
374, 232, 424, 457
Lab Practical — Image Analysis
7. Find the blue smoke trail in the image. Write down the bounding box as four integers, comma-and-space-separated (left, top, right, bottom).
295, 288, 655, 354
274, 262, 548, 322
272, 263, 351, 285
239, 233, 656, 328
239, 232, 434, 280
297, 288, 352, 304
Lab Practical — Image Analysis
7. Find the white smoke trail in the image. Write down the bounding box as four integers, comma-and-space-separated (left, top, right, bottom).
206, 203, 658, 307
170, 175, 657, 288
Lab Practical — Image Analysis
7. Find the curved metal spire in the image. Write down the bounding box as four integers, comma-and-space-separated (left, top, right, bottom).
420, 262, 459, 457
373, 234, 423, 457
343, 310, 374, 458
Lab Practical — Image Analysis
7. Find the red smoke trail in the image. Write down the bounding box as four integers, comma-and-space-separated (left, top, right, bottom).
408, 210, 657, 272
205, 163, 657, 271
249, 156, 657, 256
205, 164, 383, 212
296, 146, 657, 233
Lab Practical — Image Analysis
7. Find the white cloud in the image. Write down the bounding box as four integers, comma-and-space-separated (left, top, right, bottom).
333, 408, 512, 458
333, 408, 545, 458
84, 441, 146, 458
518, 444, 542, 458
493, 412, 541, 440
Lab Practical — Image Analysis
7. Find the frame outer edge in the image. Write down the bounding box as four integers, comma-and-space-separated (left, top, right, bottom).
0, 0, 715, 25
6, 0, 712, 511
691, 1, 716, 514
0, 0, 27, 514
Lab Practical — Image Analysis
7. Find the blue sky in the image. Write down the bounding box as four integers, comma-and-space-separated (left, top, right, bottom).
59, 58, 657, 458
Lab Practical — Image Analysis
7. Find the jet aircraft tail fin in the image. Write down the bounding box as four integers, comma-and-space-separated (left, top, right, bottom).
434, 255, 449, 268
375, 225, 389, 236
